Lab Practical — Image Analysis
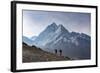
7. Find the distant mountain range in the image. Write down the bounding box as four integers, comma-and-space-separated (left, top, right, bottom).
23, 22, 91, 60
22, 36, 33, 46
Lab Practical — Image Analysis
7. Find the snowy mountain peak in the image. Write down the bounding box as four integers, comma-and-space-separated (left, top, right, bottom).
56, 24, 68, 33
50, 22, 57, 27
58, 24, 65, 29
46, 22, 58, 31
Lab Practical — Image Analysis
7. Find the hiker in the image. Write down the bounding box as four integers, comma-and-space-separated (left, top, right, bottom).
55, 49, 57, 54
59, 49, 62, 56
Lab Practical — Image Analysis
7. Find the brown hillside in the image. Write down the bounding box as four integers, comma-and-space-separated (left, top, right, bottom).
22, 43, 70, 63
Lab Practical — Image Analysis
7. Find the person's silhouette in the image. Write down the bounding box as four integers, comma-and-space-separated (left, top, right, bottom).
59, 49, 62, 56
55, 49, 57, 54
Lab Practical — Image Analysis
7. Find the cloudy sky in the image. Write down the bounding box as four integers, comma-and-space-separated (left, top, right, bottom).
23, 10, 91, 38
